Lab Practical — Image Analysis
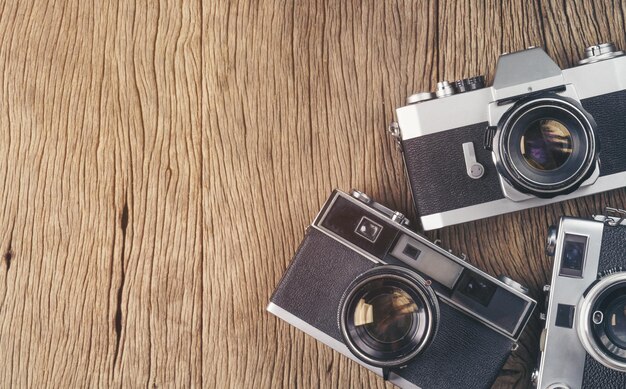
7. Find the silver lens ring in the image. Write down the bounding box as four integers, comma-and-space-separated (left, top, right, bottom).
576, 272, 626, 372
506, 105, 589, 186
495, 96, 598, 197
338, 265, 440, 368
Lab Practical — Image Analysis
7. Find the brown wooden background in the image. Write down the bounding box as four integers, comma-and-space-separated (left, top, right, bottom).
1, 0, 625, 388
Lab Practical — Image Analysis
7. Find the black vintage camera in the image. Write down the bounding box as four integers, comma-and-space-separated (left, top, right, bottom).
390, 43, 626, 230
534, 208, 626, 388
268, 190, 536, 388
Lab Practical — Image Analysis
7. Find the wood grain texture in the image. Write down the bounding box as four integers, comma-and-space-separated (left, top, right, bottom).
0, 0, 625, 388
206, 1, 626, 388
0, 0, 202, 387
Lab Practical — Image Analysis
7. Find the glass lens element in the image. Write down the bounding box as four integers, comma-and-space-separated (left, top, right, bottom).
520, 119, 572, 171
353, 287, 417, 344
340, 268, 438, 368
606, 297, 626, 348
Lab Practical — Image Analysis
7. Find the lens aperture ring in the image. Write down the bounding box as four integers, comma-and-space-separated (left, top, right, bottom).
576, 273, 626, 372
495, 95, 599, 197
338, 265, 440, 368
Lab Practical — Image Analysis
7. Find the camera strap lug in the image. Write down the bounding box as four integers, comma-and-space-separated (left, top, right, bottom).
601, 207, 626, 226
388, 122, 403, 151
484, 126, 497, 151
382, 367, 391, 381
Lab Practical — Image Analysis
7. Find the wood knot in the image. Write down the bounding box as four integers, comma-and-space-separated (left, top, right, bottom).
120, 203, 129, 231
4, 246, 13, 271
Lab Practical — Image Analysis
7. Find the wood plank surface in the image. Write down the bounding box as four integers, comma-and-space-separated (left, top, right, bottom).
0, 1, 203, 387
205, 1, 626, 388
0, 0, 625, 388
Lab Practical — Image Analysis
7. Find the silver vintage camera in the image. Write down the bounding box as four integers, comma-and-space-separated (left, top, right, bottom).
391, 43, 626, 230
534, 208, 626, 388
268, 189, 536, 388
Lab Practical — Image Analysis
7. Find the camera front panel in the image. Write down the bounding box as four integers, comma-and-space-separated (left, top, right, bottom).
581, 89, 626, 178
580, 222, 626, 387
394, 49, 626, 230
269, 190, 536, 388
538, 217, 626, 388
316, 191, 534, 339
537, 218, 605, 388
269, 228, 515, 389
270, 227, 376, 342
401, 122, 505, 218
398, 302, 513, 389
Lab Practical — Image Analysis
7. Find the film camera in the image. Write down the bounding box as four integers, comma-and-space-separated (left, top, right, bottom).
534, 208, 626, 388
268, 190, 536, 388
391, 43, 626, 230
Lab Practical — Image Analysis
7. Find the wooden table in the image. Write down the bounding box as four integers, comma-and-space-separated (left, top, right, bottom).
1, 1, 625, 388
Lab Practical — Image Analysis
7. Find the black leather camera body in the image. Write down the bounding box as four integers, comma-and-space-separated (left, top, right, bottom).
536, 209, 626, 388
268, 190, 536, 389
391, 43, 626, 231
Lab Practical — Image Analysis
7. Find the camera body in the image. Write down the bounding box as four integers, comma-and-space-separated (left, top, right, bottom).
391, 43, 626, 230
534, 209, 626, 388
268, 190, 536, 389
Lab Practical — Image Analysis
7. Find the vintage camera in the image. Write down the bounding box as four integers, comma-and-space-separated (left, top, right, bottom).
390, 43, 626, 230
268, 189, 536, 388
534, 208, 626, 388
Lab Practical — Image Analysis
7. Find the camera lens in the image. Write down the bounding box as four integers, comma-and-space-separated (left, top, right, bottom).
590, 285, 626, 363
605, 296, 626, 348
520, 119, 572, 171
577, 273, 626, 371
495, 96, 598, 198
339, 266, 439, 368
356, 287, 416, 343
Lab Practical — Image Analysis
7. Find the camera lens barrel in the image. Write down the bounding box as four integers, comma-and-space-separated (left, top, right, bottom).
577, 273, 626, 372
338, 266, 440, 368
494, 95, 599, 198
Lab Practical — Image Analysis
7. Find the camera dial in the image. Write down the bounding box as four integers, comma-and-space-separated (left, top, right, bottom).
406, 92, 436, 105
454, 76, 486, 93
435, 81, 456, 98
579, 42, 625, 65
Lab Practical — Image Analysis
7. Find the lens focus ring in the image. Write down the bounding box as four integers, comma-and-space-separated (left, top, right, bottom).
576, 273, 626, 372
338, 265, 439, 368
494, 95, 599, 198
